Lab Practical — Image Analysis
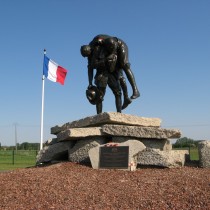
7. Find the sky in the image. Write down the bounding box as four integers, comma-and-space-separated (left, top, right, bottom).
0, 0, 209, 146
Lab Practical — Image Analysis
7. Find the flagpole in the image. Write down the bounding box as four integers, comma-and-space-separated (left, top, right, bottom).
40, 49, 46, 150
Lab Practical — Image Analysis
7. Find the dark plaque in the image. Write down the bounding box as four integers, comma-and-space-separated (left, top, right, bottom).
99, 146, 129, 169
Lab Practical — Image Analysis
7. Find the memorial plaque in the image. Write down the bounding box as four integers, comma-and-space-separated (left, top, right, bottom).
99, 146, 129, 169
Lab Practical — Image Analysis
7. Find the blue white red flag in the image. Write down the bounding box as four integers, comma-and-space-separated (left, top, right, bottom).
43, 55, 68, 85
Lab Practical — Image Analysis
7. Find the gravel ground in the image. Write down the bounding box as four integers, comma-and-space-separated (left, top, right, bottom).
0, 162, 210, 210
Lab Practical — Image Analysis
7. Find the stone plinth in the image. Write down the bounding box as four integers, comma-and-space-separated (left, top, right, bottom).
68, 137, 106, 163
36, 112, 184, 168
56, 125, 180, 142
57, 127, 103, 141
102, 124, 181, 139
137, 148, 189, 168
112, 137, 172, 151
36, 142, 73, 164
51, 112, 161, 134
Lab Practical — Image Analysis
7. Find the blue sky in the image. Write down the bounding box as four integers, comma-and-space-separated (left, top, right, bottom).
0, 0, 209, 146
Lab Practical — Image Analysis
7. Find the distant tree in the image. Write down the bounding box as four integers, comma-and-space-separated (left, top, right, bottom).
17, 142, 40, 150
18, 142, 29, 150
173, 137, 196, 148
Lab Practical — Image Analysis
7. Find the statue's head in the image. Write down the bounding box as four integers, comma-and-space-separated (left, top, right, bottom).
104, 38, 118, 54
80, 45, 92, 57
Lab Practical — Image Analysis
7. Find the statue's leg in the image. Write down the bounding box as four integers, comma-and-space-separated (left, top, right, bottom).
123, 63, 140, 99
111, 87, 122, 113
115, 94, 122, 113
119, 73, 132, 110
96, 102, 102, 114
96, 87, 106, 114
108, 74, 122, 113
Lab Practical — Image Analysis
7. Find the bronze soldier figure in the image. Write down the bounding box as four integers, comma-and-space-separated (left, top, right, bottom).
81, 34, 140, 114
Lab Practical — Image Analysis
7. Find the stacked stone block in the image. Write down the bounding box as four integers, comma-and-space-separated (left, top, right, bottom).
37, 112, 188, 168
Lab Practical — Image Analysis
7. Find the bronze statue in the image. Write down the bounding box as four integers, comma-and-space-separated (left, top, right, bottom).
81, 34, 140, 114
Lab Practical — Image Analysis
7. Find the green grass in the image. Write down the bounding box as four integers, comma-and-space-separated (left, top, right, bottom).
0, 150, 37, 171
189, 148, 199, 160
0, 163, 36, 171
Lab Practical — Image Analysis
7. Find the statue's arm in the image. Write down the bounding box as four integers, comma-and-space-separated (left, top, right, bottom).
88, 64, 94, 87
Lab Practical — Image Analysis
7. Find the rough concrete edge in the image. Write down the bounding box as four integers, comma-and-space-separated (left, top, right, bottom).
102, 125, 181, 139
51, 112, 162, 134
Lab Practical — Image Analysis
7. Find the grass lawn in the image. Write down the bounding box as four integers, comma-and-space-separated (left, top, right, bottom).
189, 147, 199, 160
0, 163, 36, 171
0, 150, 37, 171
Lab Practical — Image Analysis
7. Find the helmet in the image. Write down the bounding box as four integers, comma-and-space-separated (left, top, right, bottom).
86, 86, 103, 105
80, 45, 91, 57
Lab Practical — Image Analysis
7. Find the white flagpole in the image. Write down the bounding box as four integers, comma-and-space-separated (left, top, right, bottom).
40, 49, 46, 150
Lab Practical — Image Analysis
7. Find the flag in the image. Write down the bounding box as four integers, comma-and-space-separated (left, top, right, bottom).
43, 55, 68, 85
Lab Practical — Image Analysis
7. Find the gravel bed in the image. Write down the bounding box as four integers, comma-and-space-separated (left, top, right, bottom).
0, 162, 210, 209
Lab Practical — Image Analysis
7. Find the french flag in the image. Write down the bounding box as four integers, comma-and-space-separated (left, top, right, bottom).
43, 55, 68, 85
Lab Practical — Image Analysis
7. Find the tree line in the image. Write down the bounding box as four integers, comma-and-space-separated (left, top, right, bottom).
0, 142, 40, 150
173, 137, 200, 148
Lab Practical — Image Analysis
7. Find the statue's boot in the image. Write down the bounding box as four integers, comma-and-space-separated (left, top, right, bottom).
122, 97, 132, 110
131, 89, 140, 99
123, 65, 140, 100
